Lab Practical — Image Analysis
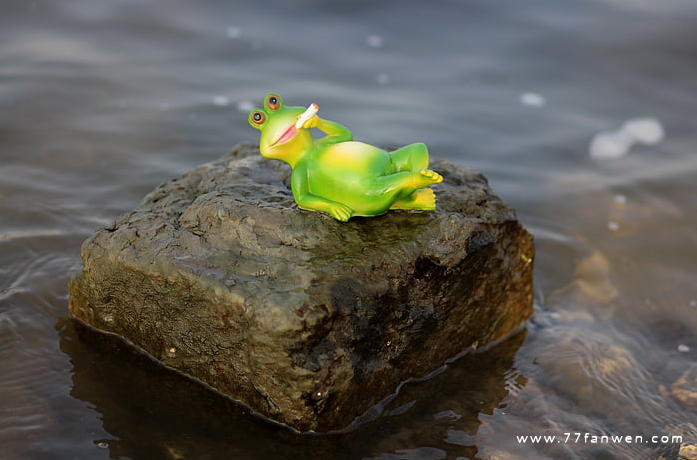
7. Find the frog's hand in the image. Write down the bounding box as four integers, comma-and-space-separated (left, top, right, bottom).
296, 103, 319, 129
296, 194, 353, 221
300, 115, 320, 130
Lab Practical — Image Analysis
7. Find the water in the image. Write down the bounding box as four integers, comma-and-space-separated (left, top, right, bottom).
2, 0, 696, 458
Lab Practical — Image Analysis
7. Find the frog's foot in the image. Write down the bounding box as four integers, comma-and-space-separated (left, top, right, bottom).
390, 188, 436, 210
413, 169, 443, 188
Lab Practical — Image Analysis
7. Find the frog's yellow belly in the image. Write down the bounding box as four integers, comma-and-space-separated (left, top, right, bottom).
307, 142, 396, 215
315, 142, 390, 175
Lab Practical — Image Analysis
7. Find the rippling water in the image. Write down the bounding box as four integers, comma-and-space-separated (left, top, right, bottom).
2, 0, 697, 459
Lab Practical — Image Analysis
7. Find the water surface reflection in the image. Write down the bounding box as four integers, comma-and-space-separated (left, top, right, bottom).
1, 0, 696, 458
62, 319, 525, 460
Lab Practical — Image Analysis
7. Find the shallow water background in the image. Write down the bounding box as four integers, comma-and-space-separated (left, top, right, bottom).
2, 0, 697, 459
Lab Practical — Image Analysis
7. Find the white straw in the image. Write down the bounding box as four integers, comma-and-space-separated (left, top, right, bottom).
295, 103, 319, 129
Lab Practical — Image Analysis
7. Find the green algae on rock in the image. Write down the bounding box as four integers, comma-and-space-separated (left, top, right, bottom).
68, 143, 534, 433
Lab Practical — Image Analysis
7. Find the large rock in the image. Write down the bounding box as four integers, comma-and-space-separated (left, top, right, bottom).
68, 143, 534, 432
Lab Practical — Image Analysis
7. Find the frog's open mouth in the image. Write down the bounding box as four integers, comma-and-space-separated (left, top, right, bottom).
273, 124, 297, 146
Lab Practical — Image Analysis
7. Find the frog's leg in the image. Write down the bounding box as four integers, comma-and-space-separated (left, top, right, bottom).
390, 188, 437, 210
363, 169, 442, 211
370, 169, 441, 193
388, 142, 429, 172
313, 119, 353, 146
291, 164, 353, 221
386, 144, 441, 210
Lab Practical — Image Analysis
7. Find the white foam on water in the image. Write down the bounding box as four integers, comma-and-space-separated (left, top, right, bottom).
366, 35, 384, 48
212, 96, 230, 106
519, 92, 545, 107
237, 100, 255, 112
590, 117, 665, 160
622, 117, 665, 145
613, 194, 627, 205
376, 73, 390, 85
226, 26, 241, 38
590, 131, 633, 159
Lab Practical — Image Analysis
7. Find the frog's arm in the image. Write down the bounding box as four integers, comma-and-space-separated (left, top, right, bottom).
302, 117, 353, 146
291, 163, 353, 221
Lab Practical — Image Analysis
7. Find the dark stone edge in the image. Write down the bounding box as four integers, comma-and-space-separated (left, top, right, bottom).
69, 307, 531, 435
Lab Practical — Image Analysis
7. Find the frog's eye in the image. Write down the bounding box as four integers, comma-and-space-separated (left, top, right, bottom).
266, 94, 281, 111
250, 110, 266, 126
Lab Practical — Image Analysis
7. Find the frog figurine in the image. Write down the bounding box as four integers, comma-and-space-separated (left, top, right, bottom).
248, 93, 442, 222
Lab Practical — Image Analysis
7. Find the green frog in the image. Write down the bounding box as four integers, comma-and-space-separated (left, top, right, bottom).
248, 93, 442, 222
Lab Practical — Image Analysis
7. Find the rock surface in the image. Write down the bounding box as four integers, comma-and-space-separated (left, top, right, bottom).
68, 142, 534, 432
672, 365, 697, 406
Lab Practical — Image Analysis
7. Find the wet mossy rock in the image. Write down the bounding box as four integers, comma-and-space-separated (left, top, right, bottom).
68, 142, 534, 432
